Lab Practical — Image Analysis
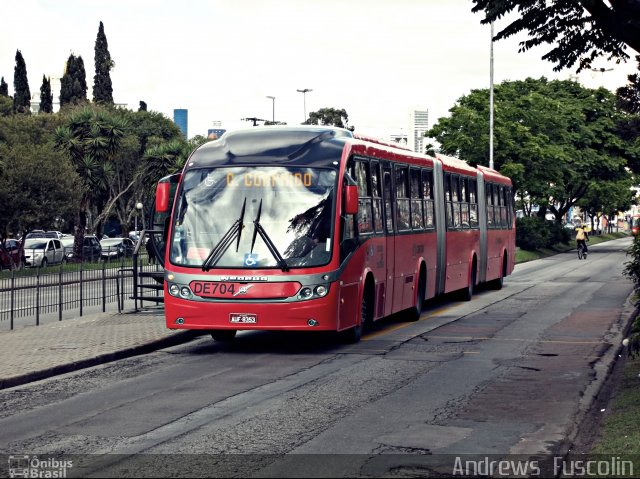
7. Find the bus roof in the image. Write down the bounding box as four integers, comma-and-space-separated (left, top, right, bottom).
186, 126, 511, 185
187, 126, 353, 169
435, 153, 477, 175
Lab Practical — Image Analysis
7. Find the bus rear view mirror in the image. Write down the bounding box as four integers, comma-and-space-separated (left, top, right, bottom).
155, 182, 171, 213
155, 173, 181, 213
344, 185, 359, 215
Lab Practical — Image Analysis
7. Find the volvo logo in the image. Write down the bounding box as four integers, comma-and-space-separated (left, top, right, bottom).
233, 285, 254, 296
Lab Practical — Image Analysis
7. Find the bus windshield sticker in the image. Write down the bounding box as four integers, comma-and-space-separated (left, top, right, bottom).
244, 253, 259, 267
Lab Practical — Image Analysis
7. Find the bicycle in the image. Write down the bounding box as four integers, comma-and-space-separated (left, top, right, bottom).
577, 242, 588, 260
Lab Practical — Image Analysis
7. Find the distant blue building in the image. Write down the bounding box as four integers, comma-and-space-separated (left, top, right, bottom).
174, 109, 188, 138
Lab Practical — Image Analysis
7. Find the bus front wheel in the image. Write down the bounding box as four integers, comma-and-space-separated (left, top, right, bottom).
341, 293, 371, 344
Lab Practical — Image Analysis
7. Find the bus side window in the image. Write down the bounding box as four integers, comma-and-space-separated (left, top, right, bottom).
507, 186, 514, 228
493, 185, 500, 228
499, 185, 507, 228
422, 169, 435, 229
469, 178, 478, 228
460, 177, 469, 229
371, 162, 384, 234
410, 168, 424, 230
486, 184, 494, 228
445, 173, 454, 229
340, 171, 358, 263
383, 168, 394, 233
395, 166, 411, 231
452, 175, 462, 229
355, 160, 373, 234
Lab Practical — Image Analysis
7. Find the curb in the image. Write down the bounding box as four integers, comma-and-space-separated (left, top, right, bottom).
561, 289, 638, 454
0, 330, 200, 390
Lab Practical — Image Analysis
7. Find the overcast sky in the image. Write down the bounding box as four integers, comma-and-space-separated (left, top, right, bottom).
1, 0, 637, 138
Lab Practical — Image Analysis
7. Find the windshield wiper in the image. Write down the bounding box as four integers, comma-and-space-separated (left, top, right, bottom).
250, 199, 289, 272
202, 198, 246, 272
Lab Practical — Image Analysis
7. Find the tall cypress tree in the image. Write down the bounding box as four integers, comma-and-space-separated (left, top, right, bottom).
93, 21, 114, 104
60, 54, 88, 107
0, 77, 8, 96
13, 50, 31, 114
39, 75, 53, 113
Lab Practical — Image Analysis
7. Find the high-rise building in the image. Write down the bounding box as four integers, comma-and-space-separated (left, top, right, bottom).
389, 132, 408, 147
174, 109, 188, 138
408, 109, 429, 154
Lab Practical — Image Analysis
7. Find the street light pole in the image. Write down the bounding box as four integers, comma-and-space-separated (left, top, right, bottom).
591, 67, 613, 87
296, 88, 312, 123
135, 202, 143, 232
266, 96, 275, 122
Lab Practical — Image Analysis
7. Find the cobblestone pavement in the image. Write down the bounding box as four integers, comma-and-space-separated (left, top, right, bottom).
0, 307, 195, 389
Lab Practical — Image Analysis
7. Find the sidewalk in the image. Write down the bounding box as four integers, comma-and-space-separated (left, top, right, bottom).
0, 307, 196, 389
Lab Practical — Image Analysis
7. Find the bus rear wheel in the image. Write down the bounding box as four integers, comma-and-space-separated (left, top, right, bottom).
210, 330, 237, 342
461, 263, 477, 301
407, 272, 426, 322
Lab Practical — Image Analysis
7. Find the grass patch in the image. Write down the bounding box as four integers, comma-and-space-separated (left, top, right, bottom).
515, 232, 629, 264
591, 356, 640, 454
0, 258, 135, 280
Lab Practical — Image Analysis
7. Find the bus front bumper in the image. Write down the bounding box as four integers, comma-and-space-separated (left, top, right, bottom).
165, 287, 340, 332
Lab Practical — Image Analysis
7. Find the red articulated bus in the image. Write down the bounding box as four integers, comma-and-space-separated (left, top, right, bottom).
154, 126, 515, 343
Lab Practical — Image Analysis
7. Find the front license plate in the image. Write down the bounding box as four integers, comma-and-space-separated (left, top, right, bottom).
229, 313, 258, 324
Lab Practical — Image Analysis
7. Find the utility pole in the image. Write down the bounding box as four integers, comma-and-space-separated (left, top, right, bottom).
590, 67, 613, 87
296, 88, 312, 123
241, 117, 265, 127
489, 21, 495, 170
266, 96, 275, 122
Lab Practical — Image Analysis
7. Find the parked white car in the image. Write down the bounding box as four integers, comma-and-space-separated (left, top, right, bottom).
23, 238, 66, 268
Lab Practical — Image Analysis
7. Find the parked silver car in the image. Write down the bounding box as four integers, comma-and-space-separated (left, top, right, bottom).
60, 235, 102, 261
23, 238, 67, 268
100, 238, 135, 260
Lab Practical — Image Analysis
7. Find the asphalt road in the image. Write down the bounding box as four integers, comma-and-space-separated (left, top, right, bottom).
0, 237, 633, 478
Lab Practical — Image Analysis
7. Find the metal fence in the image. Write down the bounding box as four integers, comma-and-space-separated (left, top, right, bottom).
0, 249, 164, 330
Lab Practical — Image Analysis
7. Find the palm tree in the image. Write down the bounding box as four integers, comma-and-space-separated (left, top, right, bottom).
142, 139, 193, 182
55, 105, 127, 260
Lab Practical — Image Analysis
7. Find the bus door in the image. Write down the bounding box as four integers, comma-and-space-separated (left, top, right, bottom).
381, 165, 395, 317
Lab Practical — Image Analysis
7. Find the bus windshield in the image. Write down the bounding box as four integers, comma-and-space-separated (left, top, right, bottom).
170, 166, 337, 269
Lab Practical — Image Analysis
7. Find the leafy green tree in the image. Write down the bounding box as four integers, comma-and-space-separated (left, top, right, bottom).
39, 75, 53, 113
13, 50, 30, 114
616, 56, 640, 172
0, 97, 12, 117
471, 0, 640, 72
0, 114, 80, 240
54, 105, 127, 259
427, 78, 635, 222
0, 78, 10, 117
0, 77, 8, 96
617, 56, 640, 114
577, 177, 636, 232
92, 21, 114, 104
138, 101, 147, 112
143, 138, 192, 181
60, 54, 88, 107
99, 108, 186, 236
305, 107, 349, 128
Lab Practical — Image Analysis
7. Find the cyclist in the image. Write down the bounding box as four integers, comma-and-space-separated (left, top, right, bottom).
575, 224, 589, 255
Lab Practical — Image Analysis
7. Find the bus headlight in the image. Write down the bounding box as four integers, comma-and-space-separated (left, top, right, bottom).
179, 286, 193, 299
169, 284, 180, 296
314, 285, 328, 297
299, 287, 313, 299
